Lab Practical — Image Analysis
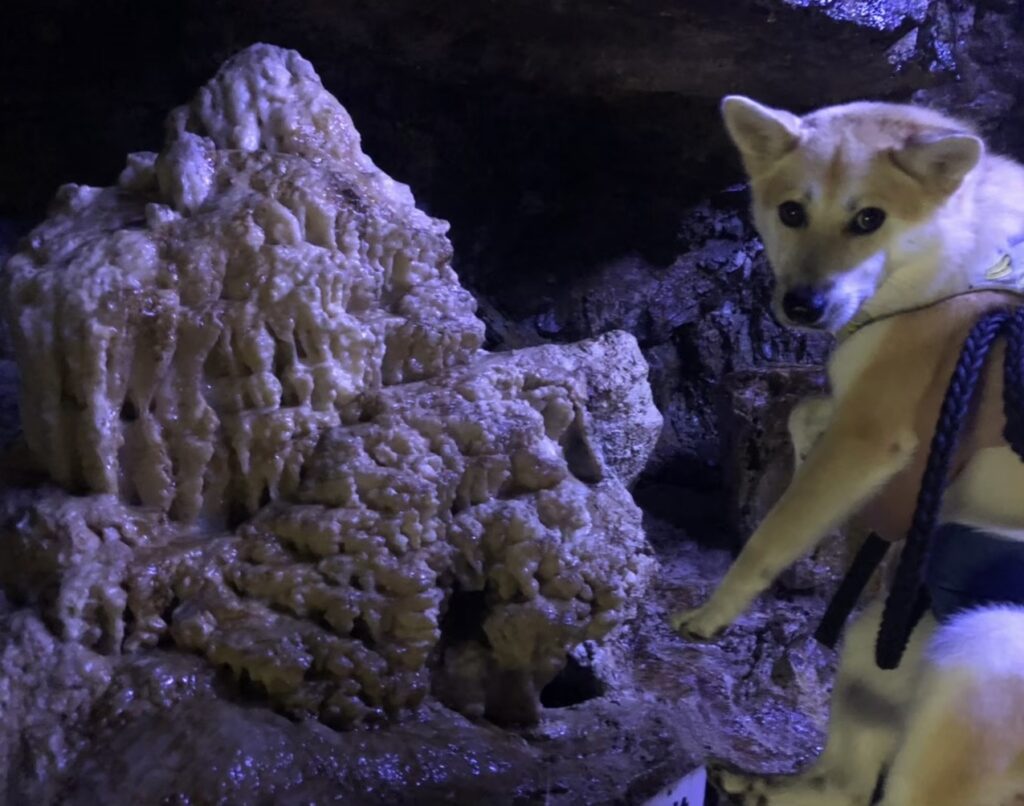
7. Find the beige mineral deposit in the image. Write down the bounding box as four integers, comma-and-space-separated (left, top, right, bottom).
0, 41, 662, 762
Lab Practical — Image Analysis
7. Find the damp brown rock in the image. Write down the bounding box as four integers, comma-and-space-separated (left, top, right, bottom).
0, 40, 661, 764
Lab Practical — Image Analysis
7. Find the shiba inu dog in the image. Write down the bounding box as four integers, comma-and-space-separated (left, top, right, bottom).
671, 97, 1024, 805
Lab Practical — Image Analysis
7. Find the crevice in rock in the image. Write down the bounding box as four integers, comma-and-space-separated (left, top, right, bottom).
560, 412, 603, 484
350, 615, 376, 649
438, 588, 488, 646
540, 655, 605, 709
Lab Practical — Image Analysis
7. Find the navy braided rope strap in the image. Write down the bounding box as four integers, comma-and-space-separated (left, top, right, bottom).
1003, 308, 1024, 458
815, 532, 890, 649
875, 308, 1017, 670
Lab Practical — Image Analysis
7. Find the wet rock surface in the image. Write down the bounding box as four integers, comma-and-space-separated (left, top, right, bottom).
0, 361, 17, 449
0, 516, 836, 805
0, 45, 664, 742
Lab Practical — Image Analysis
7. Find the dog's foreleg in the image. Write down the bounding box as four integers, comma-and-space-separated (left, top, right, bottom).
671, 418, 916, 639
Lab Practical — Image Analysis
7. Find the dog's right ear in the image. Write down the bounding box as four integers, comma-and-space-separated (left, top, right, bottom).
889, 133, 983, 197
721, 96, 801, 177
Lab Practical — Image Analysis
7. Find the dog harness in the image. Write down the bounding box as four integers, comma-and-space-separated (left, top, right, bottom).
814, 239, 1024, 668
926, 523, 1024, 622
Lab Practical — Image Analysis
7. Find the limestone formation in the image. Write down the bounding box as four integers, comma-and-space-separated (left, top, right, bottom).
0, 44, 660, 730
5, 45, 483, 524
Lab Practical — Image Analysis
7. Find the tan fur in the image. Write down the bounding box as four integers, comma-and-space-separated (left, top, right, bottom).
883, 704, 1010, 805
846, 294, 1010, 539
675, 97, 1024, 805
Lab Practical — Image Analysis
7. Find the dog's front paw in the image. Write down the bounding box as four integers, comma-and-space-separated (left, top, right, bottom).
668, 604, 730, 640
708, 763, 855, 806
704, 763, 767, 805
708, 763, 755, 796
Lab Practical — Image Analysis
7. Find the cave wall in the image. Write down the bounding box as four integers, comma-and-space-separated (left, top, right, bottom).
3, 0, 1024, 541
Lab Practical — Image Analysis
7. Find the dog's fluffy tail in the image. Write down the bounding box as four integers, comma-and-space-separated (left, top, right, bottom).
884, 607, 1024, 805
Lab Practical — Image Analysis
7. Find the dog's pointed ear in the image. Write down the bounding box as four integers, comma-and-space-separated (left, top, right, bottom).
721, 95, 802, 177
890, 133, 983, 196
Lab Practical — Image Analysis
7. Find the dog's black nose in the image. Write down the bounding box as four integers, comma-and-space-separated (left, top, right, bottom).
782, 286, 827, 325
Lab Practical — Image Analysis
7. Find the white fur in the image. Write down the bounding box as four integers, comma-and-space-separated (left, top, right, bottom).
827, 253, 888, 330
880, 608, 1024, 805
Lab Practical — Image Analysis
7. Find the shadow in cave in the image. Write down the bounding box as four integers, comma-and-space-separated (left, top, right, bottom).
539, 655, 605, 709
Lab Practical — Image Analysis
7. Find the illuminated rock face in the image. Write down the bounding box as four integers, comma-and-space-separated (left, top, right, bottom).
4, 45, 484, 525
0, 44, 660, 729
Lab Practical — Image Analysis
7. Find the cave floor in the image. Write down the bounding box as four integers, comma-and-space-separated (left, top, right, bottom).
36, 516, 836, 806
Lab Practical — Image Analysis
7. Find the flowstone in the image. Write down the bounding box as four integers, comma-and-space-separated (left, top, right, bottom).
0, 42, 661, 741
5, 44, 483, 523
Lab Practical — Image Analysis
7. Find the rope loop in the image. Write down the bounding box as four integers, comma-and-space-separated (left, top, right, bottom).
876, 308, 1018, 669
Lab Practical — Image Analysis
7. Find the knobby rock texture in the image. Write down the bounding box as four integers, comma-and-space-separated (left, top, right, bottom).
0, 45, 673, 802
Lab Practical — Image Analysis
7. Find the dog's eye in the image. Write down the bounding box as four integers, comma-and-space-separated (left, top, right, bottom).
850, 207, 886, 235
778, 201, 807, 228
